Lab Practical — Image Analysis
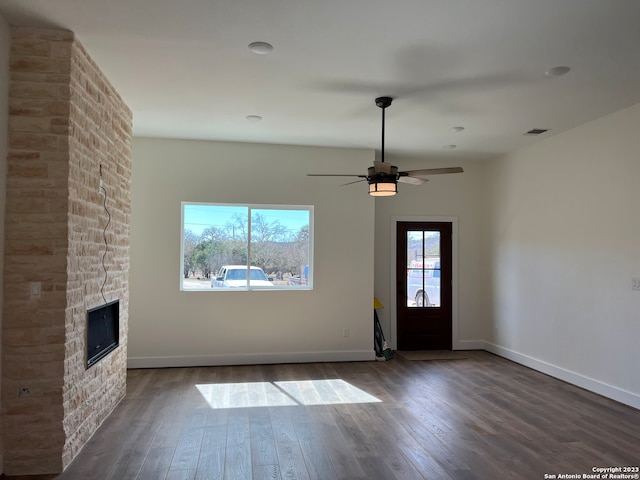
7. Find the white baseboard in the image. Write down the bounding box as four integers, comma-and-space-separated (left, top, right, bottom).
128, 343, 639, 410
128, 350, 376, 369
484, 342, 640, 410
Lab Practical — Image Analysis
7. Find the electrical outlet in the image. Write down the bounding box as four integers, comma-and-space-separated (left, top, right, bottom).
632, 277, 640, 291
30, 281, 41, 298
343, 328, 349, 337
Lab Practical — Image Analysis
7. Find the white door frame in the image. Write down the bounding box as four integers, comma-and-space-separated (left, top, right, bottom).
390, 215, 459, 350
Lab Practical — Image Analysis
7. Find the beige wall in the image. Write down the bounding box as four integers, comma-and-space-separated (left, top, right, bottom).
129, 138, 375, 367
131, 118, 640, 410
0, 12, 10, 476
486, 102, 640, 408
373, 159, 491, 349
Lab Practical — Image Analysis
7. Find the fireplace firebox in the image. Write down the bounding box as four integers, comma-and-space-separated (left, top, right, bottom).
86, 299, 119, 368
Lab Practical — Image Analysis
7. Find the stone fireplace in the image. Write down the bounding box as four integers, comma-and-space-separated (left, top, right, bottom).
2, 26, 132, 475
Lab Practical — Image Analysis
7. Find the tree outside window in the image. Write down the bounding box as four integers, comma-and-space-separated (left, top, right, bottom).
181, 203, 313, 290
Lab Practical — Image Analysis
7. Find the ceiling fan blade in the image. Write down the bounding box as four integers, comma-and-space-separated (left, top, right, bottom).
340, 179, 367, 186
400, 167, 464, 176
308, 96, 464, 195
398, 176, 428, 185
307, 174, 365, 177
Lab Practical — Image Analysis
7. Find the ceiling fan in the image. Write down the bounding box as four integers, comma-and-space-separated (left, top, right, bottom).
307, 97, 463, 197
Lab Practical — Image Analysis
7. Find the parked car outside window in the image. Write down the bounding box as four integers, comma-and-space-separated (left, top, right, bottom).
212, 265, 274, 288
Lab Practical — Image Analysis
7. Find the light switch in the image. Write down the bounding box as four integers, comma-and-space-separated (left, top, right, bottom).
30, 282, 41, 298
632, 278, 640, 291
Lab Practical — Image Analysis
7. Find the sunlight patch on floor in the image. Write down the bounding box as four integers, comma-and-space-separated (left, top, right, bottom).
196, 379, 381, 409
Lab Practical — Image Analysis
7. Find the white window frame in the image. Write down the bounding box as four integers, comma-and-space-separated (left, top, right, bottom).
180, 202, 313, 291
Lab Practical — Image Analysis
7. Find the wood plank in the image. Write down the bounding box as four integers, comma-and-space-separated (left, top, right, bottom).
43, 351, 640, 480
224, 408, 252, 480
249, 407, 279, 466
195, 425, 226, 480
269, 406, 311, 480
168, 409, 207, 472
137, 446, 173, 480
252, 464, 282, 480
309, 405, 368, 479
292, 412, 339, 480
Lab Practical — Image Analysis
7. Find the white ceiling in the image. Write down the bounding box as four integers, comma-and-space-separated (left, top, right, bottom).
2, 0, 640, 164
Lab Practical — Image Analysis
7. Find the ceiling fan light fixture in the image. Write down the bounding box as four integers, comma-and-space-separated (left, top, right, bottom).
368, 182, 397, 196
368, 178, 397, 197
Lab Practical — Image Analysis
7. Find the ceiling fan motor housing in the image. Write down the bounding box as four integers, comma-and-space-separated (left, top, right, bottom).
367, 164, 398, 179
375, 96, 393, 109
367, 167, 398, 186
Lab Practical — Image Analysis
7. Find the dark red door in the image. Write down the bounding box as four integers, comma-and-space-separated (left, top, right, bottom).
397, 222, 452, 350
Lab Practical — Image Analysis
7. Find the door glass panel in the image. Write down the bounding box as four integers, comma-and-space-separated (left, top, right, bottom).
406, 230, 441, 308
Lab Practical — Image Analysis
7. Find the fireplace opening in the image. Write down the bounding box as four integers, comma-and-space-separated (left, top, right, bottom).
86, 299, 119, 368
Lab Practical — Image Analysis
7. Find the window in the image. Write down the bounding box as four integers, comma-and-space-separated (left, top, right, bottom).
181, 203, 313, 291
406, 230, 441, 307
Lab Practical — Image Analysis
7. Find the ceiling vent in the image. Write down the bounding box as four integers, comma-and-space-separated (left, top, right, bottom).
524, 128, 549, 136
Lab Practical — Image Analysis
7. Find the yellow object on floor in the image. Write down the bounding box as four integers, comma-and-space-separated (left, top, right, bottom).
374, 297, 384, 309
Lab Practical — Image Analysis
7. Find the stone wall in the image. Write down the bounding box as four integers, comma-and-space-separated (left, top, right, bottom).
2, 26, 132, 475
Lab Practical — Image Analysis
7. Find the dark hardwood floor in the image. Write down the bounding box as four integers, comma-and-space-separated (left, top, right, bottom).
15, 351, 640, 479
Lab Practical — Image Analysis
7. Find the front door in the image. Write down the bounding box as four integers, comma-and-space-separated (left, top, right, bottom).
396, 222, 452, 350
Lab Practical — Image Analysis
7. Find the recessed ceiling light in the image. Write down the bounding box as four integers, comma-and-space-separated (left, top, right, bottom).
248, 41, 273, 55
545, 66, 571, 77
451, 126, 464, 133
246, 115, 263, 122
443, 144, 457, 150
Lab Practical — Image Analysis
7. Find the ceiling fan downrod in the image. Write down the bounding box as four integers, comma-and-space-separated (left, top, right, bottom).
375, 96, 392, 164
